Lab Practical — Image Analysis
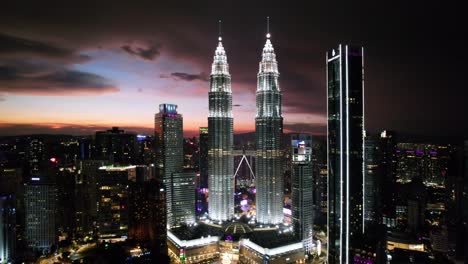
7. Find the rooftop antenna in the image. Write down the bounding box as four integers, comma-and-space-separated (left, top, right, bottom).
266, 16, 270, 38
218, 19, 222, 41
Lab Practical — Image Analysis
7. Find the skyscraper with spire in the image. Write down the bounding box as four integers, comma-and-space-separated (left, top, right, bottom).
208, 26, 234, 222
255, 24, 284, 225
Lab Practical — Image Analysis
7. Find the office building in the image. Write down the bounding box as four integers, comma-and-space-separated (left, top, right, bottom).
327, 44, 365, 263
167, 171, 196, 226
255, 31, 284, 225
0, 194, 15, 263
96, 166, 131, 237
128, 178, 167, 256
199, 127, 209, 189
291, 134, 314, 252
207, 35, 234, 222
27, 138, 45, 175
155, 103, 184, 226
364, 133, 379, 224
395, 143, 451, 186
95, 127, 137, 164
24, 177, 56, 254
379, 130, 397, 228
75, 160, 108, 235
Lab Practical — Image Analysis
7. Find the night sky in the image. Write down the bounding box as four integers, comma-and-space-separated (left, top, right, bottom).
0, 1, 466, 139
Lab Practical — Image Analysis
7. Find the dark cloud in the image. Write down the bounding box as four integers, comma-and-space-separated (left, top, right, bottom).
233, 104, 242, 107
163, 72, 209, 82
0, 61, 118, 95
0, 33, 90, 63
121, 44, 161, 60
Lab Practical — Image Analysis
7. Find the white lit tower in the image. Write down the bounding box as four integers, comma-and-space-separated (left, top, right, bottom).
255, 20, 284, 225
208, 22, 234, 222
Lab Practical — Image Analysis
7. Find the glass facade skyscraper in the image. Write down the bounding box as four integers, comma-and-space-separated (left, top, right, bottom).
291, 134, 313, 252
207, 37, 234, 222
255, 33, 284, 225
155, 104, 184, 227
24, 177, 56, 254
327, 44, 365, 264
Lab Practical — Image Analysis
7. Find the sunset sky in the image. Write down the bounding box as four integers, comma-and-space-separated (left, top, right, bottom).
0, 1, 466, 138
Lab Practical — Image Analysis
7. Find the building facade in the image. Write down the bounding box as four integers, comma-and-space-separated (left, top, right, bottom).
95, 127, 137, 164
207, 36, 234, 222
24, 177, 56, 254
96, 166, 131, 237
199, 127, 209, 189
327, 44, 365, 264
128, 178, 167, 256
0, 194, 15, 263
290, 134, 314, 251
169, 171, 196, 226
155, 103, 184, 227
255, 33, 284, 225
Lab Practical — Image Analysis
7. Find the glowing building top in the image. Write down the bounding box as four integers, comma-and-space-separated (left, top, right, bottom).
258, 33, 279, 77
210, 37, 230, 85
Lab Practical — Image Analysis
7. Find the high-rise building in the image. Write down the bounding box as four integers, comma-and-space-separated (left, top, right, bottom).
168, 171, 196, 226
128, 178, 167, 256
291, 134, 313, 251
207, 35, 234, 222
379, 130, 397, 228
364, 133, 379, 224
155, 103, 184, 226
395, 142, 451, 186
0, 194, 15, 263
311, 138, 327, 224
96, 165, 131, 237
75, 160, 108, 235
199, 127, 209, 189
24, 177, 56, 254
255, 32, 284, 225
95, 127, 137, 164
327, 44, 365, 264
27, 138, 45, 175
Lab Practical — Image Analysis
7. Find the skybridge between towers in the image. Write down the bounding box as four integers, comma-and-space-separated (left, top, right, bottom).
232, 149, 256, 181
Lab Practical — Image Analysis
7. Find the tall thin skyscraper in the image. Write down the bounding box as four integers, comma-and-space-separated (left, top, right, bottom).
327, 44, 365, 264
255, 30, 284, 225
155, 104, 184, 227
291, 134, 313, 252
207, 33, 234, 222
199, 127, 209, 189
0, 194, 15, 263
364, 133, 379, 224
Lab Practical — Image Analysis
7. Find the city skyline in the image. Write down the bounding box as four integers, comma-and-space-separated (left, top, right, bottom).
1, 1, 467, 139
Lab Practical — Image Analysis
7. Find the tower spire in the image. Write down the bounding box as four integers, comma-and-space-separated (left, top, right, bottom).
218, 19, 222, 41
266, 16, 270, 38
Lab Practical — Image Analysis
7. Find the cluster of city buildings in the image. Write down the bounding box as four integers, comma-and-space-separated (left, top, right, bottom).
1, 28, 468, 264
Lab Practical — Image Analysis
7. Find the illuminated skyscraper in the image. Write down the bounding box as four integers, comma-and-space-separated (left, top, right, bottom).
207, 34, 234, 222
291, 134, 313, 252
24, 177, 56, 254
255, 31, 284, 225
0, 194, 15, 263
155, 104, 184, 227
327, 44, 365, 264
199, 127, 209, 189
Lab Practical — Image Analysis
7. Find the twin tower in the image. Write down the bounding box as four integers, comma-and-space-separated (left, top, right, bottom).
208, 31, 284, 224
